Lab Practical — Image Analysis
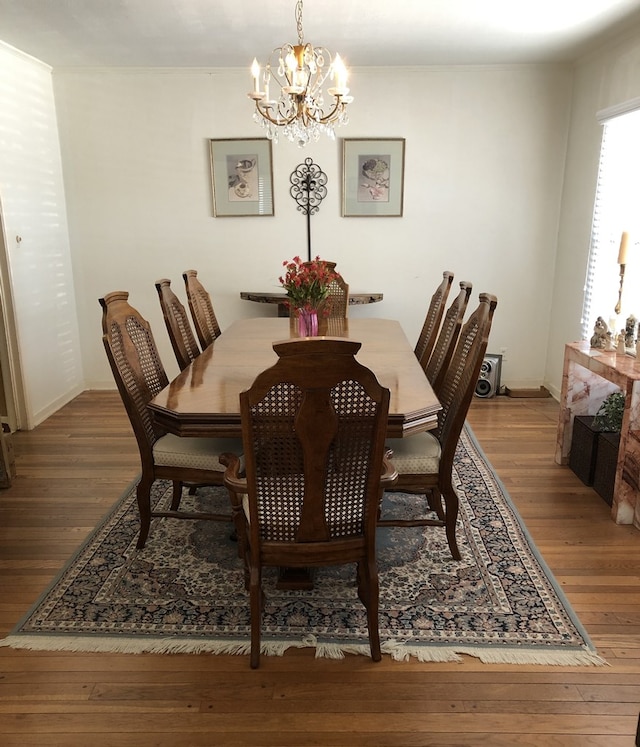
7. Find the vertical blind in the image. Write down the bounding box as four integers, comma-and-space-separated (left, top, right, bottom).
582, 107, 640, 341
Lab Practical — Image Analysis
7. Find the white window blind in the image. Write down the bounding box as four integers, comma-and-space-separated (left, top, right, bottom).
582, 108, 640, 341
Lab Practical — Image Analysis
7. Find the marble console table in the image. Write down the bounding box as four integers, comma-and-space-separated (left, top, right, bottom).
556, 340, 640, 528
240, 291, 383, 317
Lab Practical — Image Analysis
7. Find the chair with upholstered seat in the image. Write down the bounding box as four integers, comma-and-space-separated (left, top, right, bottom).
182, 269, 222, 349
99, 291, 240, 549
424, 280, 473, 397
221, 337, 397, 668
155, 278, 201, 371
380, 293, 498, 561
414, 271, 454, 368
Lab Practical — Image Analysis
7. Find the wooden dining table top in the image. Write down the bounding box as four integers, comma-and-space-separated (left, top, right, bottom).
148, 317, 441, 439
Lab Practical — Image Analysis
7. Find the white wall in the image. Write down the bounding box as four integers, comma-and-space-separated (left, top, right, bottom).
0, 43, 83, 428
3, 28, 640, 425
53, 65, 573, 390
548, 29, 640, 399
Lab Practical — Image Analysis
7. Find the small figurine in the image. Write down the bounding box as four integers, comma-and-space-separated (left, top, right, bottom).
590, 316, 609, 349
625, 315, 637, 348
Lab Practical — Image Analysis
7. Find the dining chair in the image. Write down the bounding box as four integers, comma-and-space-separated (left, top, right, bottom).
182, 269, 222, 349
424, 280, 473, 398
221, 337, 398, 668
322, 261, 350, 318
414, 271, 454, 368
99, 291, 241, 549
155, 278, 201, 371
380, 292, 498, 561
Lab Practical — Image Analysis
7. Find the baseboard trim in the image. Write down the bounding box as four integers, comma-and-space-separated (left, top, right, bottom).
504, 386, 551, 399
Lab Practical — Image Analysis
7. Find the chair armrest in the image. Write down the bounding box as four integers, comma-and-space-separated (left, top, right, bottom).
219, 452, 248, 495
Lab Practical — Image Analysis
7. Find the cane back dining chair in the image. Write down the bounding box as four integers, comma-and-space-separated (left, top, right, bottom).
424, 280, 473, 398
182, 269, 222, 349
380, 292, 498, 561
221, 338, 398, 668
99, 291, 240, 549
155, 278, 201, 371
322, 261, 349, 319
414, 271, 454, 369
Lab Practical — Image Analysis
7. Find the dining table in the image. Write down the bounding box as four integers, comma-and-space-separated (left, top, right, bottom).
148, 317, 441, 439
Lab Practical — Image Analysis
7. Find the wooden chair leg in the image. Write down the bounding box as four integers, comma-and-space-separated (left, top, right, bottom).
427, 489, 446, 521
358, 560, 381, 662
442, 482, 461, 561
249, 566, 262, 669
135, 477, 153, 549
170, 481, 183, 511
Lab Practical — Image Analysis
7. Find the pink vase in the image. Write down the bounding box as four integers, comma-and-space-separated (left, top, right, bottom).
297, 309, 319, 337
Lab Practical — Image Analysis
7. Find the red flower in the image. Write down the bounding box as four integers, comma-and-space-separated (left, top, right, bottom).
279, 256, 341, 313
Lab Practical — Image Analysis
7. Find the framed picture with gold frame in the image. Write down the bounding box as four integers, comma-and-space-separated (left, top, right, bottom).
209, 138, 274, 216
342, 138, 405, 217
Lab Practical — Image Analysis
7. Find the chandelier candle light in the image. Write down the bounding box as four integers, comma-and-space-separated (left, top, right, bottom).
248, 0, 353, 147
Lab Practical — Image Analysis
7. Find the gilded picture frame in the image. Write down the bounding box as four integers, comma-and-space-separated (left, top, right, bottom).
342, 138, 406, 217
209, 138, 274, 217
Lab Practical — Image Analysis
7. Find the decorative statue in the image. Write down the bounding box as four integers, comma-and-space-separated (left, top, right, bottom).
590, 316, 610, 349
625, 315, 637, 348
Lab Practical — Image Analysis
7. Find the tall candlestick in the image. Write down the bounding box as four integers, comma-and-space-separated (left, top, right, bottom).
618, 231, 629, 265
615, 264, 626, 314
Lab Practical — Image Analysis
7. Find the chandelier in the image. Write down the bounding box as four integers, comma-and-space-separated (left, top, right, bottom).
248, 0, 353, 147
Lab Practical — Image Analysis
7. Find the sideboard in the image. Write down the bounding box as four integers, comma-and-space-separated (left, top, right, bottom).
556, 341, 640, 529
240, 291, 383, 317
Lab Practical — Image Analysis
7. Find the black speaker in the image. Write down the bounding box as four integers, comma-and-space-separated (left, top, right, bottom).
475, 353, 502, 398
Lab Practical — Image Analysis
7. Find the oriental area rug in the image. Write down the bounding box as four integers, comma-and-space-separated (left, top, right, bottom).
1, 426, 605, 666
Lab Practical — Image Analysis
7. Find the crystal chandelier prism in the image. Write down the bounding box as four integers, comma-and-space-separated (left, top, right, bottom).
248, 0, 353, 147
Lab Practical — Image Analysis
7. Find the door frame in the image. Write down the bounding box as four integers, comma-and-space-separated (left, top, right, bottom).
0, 193, 27, 432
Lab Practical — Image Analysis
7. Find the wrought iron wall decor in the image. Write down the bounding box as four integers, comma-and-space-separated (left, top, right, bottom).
289, 157, 327, 261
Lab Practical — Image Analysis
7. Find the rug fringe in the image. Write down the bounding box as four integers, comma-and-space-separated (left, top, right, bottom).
0, 634, 607, 666
383, 641, 608, 666
0, 635, 254, 656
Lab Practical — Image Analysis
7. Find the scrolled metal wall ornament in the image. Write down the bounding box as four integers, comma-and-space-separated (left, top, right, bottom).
289, 157, 328, 262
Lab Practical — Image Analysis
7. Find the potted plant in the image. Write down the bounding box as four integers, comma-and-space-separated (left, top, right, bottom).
569, 390, 624, 488
592, 391, 624, 506
593, 391, 625, 433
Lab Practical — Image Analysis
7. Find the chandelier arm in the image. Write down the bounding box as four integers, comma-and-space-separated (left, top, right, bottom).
312, 98, 347, 125
255, 100, 301, 128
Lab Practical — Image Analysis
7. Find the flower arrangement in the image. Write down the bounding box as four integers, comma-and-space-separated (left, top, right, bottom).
279, 256, 340, 313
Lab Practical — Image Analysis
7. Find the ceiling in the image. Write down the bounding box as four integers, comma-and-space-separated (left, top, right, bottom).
1, 0, 640, 69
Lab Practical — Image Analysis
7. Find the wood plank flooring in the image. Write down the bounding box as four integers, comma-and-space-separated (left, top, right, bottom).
0, 391, 638, 745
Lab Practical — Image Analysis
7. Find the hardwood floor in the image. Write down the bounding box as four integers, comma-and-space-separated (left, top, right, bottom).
0, 391, 639, 745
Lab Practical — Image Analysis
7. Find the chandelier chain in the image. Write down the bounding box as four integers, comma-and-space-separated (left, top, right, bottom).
295, 0, 304, 45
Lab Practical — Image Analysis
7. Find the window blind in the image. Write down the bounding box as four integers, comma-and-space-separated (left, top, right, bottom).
581, 108, 640, 341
